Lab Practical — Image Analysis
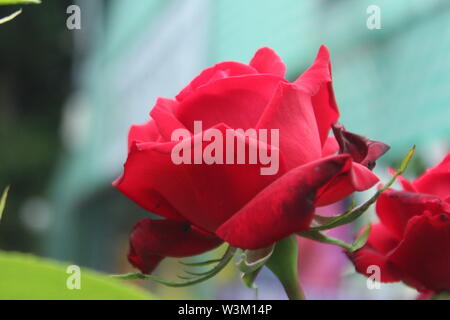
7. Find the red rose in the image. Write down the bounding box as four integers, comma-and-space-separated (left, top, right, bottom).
351, 153, 450, 293
114, 46, 388, 274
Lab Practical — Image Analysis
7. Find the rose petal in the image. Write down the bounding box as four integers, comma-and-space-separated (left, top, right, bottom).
173, 123, 284, 231
294, 45, 339, 146
128, 219, 222, 274
150, 98, 187, 141
376, 190, 445, 239
332, 123, 390, 169
127, 120, 160, 151
413, 153, 450, 199
389, 213, 450, 291
113, 142, 190, 221
322, 136, 339, 157
216, 155, 352, 249
176, 74, 285, 132
315, 162, 379, 206
249, 47, 286, 77
256, 82, 322, 170
176, 62, 258, 102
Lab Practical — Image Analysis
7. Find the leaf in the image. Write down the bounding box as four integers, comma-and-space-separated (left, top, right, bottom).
112, 246, 237, 287
0, 0, 41, 5
0, 251, 154, 300
0, 186, 10, 221
236, 244, 274, 274
309, 146, 416, 232
0, 9, 21, 24
351, 224, 372, 252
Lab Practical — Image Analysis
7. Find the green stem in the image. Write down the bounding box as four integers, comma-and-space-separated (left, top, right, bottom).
281, 276, 305, 300
266, 236, 306, 300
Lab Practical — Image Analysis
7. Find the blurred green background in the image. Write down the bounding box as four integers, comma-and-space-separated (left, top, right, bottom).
0, 0, 449, 299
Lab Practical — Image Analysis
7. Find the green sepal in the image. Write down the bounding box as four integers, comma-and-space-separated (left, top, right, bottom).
112, 246, 237, 288
236, 245, 274, 274
351, 224, 372, 252
309, 146, 416, 232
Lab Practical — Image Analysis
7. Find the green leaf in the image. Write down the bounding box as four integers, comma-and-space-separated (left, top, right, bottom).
0, 0, 41, 5
0, 186, 9, 221
236, 244, 274, 274
351, 224, 372, 252
266, 236, 305, 300
0, 9, 21, 24
112, 246, 237, 287
309, 146, 416, 232
0, 251, 154, 300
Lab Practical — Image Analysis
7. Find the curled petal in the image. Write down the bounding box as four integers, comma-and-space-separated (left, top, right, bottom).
216, 155, 352, 249
176, 62, 258, 102
127, 120, 160, 151
315, 162, 379, 206
256, 82, 321, 170
128, 219, 223, 274
413, 153, 450, 199
295, 45, 339, 146
250, 47, 286, 77
332, 122, 390, 169
150, 98, 187, 141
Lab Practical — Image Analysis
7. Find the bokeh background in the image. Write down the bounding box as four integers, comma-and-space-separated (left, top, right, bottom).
0, 0, 449, 299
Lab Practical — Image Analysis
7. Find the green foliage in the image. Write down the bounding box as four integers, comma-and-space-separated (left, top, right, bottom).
0, 0, 40, 24
0, 186, 9, 221
0, 0, 41, 4
0, 251, 154, 300
0, 9, 21, 24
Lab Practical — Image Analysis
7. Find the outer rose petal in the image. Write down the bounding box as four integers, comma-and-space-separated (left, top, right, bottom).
128, 219, 222, 274
376, 190, 445, 239
249, 47, 286, 77
216, 155, 352, 249
170, 123, 285, 231
115, 124, 285, 232
113, 142, 190, 221
389, 213, 450, 292
176, 62, 258, 102
315, 162, 379, 206
256, 82, 321, 170
350, 223, 401, 283
295, 45, 339, 146
413, 153, 450, 199
149, 98, 186, 141
127, 120, 160, 151
176, 74, 285, 132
